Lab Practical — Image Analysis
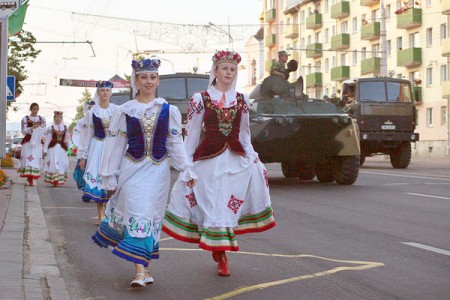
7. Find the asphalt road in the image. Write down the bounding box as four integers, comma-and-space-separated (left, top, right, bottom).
38, 157, 450, 300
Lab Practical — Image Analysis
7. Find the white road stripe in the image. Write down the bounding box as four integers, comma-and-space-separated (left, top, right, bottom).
400, 242, 450, 256
361, 170, 450, 181
406, 193, 450, 200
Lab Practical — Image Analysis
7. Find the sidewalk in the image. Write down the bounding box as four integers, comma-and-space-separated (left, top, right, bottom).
0, 167, 70, 300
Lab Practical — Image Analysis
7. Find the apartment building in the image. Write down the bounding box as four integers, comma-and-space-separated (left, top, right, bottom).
249, 0, 450, 157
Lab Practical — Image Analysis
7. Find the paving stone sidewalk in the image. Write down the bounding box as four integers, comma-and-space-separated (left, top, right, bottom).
0, 167, 70, 300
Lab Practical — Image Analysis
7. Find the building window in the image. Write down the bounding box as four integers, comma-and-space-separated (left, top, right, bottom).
353, 50, 358, 66
324, 0, 329, 13
426, 28, 433, 47
341, 53, 347, 66
386, 5, 391, 19
332, 56, 336, 68
315, 32, 320, 43
325, 58, 329, 73
352, 17, 358, 33
332, 25, 336, 36
441, 65, 448, 83
426, 67, 433, 86
441, 106, 448, 126
426, 0, 432, 7
372, 44, 380, 58
341, 21, 348, 34
371, 9, 379, 22
426, 108, 433, 127
315, 61, 321, 73
409, 32, 419, 48
325, 28, 329, 44
397, 36, 402, 50
387, 40, 391, 56
307, 35, 311, 45
441, 24, 447, 41
362, 47, 367, 60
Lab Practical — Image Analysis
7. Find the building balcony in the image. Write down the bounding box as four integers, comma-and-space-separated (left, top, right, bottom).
361, 22, 380, 41
412, 86, 422, 103
306, 43, 323, 58
265, 34, 276, 47
397, 47, 422, 68
265, 8, 276, 23
397, 8, 422, 29
306, 13, 322, 30
443, 81, 450, 99
330, 33, 350, 51
443, 1, 450, 15
330, 66, 350, 81
331, 1, 350, 19
360, 0, 379, 6
442, 38, 450, 57
361, 57, 381, 75
306, 72, 322, 87
285, 24, 299, 39
265, 59, 276, 72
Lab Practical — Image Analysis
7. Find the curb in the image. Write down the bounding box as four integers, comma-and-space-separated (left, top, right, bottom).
0, 170, 71, 300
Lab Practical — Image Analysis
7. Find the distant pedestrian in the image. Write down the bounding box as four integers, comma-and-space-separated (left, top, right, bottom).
91, 58, 196, 287
43, 111, 70, 186
163, 50, 276, 277
18, 102, 46, 186
77, 81, 118, 225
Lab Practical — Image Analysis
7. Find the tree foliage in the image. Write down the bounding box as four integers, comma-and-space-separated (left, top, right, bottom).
8, 30, 41, 98
69, 88, 92, 132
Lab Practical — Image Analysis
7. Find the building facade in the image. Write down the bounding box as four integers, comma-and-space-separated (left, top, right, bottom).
254, 0, 450, 157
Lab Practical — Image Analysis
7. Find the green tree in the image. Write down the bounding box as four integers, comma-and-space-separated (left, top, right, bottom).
69, 88, 92, 132
8, 30, 41, 99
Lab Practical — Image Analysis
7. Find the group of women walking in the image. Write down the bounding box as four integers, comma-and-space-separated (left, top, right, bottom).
19, 50, 276, 288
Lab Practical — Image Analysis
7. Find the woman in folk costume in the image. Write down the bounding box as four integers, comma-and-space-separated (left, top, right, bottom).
77, 81, 118, 225
18, 102, 46, 186
163, 50, 276, 277
43, 111, 70, 186
72, 100, 95, 192
91, 58, 196, 288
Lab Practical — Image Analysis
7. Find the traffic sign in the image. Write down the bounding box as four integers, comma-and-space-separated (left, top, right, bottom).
0, 0, 19, 18
7, 75, 15, 101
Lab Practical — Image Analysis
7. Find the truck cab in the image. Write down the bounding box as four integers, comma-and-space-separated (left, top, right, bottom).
340, 77, 419, 168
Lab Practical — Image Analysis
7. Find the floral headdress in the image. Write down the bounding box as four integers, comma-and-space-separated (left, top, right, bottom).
212, 50, 241, 66
96, 80, 114, 89
131, 58, 161, 74
54, 111, 63, 116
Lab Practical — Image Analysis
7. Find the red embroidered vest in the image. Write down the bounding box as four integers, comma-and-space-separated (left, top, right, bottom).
193, 91, 245, 161
22, 116, 44, 145
48, 125, 68, 151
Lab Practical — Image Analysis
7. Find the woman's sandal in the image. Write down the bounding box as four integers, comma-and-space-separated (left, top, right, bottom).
130, 272, 146, 287
144, 270, 154, 284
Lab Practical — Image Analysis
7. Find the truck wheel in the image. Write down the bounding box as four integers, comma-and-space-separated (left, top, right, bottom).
281, 162, 299, 178
360, 155, 366, 167
314, 158, 336, 183
390, 142, 411, 169
298, 163, 315, 180
335, 156, 360, 185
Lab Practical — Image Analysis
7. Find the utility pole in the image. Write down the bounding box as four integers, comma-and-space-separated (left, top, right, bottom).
380, 0, 387, 76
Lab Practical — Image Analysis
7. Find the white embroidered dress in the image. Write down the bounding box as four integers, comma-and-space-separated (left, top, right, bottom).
43, 123, 70, 185
18, 115, 46, 179
78, 104, 118, 202
100, 98, 195, 241
164, 86, 275, 251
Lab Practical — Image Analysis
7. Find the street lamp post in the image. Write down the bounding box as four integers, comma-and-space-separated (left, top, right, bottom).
151, 55, 175, 73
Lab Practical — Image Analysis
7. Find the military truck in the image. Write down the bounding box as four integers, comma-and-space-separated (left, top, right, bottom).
249, 75, 360, 185
339, 77, 419, 168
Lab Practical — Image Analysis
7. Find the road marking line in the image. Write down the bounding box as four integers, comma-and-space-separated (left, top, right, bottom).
42, 206, 95, 209
406, 193, 450, 200
400, 242, 450, 256
161, 248, 384, 300
361, 171, 450, 181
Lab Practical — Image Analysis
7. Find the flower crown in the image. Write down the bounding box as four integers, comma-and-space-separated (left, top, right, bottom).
131, 58, 161, 73
54, 111, 63, 116
96, 80, 113, 89
212, 50, 241, 66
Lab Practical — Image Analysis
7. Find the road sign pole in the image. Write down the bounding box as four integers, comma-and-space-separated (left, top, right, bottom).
0, 17, 8, 158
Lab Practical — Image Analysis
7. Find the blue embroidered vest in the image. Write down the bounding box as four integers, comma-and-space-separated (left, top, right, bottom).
125, 103, 170, 163
92, 114, 107, 140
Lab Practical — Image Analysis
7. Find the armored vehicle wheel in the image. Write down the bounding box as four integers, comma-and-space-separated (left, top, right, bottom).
298, 164, 315, 180
360, 155, 366, 166
281, 161, 299, 178
390, 142, 411, 169
335, 156, 360, 185
314, 158, 336, 183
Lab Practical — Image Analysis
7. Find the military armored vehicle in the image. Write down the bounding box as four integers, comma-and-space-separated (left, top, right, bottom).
249, 75, 360, 185
339, 77, 419, 168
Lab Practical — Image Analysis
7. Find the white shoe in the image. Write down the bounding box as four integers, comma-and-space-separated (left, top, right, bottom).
144, 270, 154, 284
130, 272, 146, 287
